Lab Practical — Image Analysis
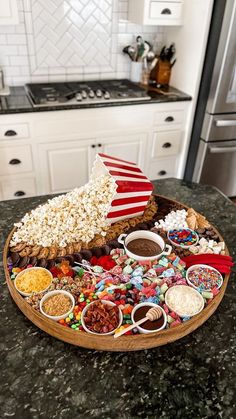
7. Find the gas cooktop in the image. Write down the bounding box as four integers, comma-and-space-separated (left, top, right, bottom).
25, 79, 151, 107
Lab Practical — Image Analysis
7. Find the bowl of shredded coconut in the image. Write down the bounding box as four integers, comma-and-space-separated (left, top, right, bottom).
165, 285, 204, 318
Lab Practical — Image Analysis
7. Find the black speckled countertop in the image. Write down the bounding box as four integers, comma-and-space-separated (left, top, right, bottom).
0, 84, 191, 114
0, 178, 236, 419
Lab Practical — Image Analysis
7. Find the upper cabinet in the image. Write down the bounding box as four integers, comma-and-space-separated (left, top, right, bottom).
0, 0, 19, 25
128, 0, 183, 26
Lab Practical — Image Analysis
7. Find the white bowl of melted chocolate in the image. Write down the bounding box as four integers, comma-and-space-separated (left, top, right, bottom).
118, 230, 172, 261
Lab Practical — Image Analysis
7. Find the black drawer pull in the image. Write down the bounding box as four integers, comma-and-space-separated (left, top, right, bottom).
4, 130, 17, 137
91, 144, 96, 148
14, 191, 26, 197
9, 158, 21, 165
162, 142, 172, 148
97, 143, 102, 147
165, 116, 174, 122
161, 8, 172, 15
158, 170, 167, 176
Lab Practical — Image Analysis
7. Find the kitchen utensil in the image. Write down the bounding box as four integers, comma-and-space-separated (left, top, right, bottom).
114, 305, 163, 338
147, 51, 155, 61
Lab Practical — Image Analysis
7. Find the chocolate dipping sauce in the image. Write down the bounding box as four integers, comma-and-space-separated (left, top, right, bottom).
133, 306, 164, 331
126, 238, 162, 257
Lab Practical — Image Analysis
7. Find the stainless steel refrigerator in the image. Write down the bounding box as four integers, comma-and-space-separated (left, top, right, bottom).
185, 0, 236, 197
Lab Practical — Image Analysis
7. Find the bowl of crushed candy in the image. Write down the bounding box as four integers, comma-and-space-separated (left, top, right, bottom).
14, 267, 53, 297
81, 300, 123, 335
40, 290, 75, 321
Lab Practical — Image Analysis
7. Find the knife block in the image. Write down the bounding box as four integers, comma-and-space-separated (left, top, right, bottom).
156, 60, 171, 86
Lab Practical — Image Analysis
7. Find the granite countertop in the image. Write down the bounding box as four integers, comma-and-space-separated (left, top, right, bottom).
0, 85, 191, 114
0, 178, 235, 419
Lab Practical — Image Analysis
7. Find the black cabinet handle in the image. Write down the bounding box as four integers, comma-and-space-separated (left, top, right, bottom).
9, 158, 21, 165
91, 144, 96, 148
14, 191, 26, 197
158, 170, 167, 176
97, 143, 102, 147
162, 142, 172, 148
161, 8, 172, 15
4, 130, 17, 137
165, 116, 174, 122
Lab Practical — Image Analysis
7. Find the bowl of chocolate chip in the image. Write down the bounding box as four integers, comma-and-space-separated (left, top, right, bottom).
118, 230, 172, 261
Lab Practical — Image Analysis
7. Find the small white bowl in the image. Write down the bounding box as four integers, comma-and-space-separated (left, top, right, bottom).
186, 264, 223, 291
40, 290, 75, 321
167, 229, 199, 249
81, 300, 123, 336
14, 267, 53, 297
131, 302, 167, 334
165, 285, 205, 318
118, 230, 172, 261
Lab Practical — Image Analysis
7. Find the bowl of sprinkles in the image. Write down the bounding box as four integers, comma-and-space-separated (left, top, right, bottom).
186, 264, 223, 292
40, 290, 75, 321
81, 300, 123, 335
167, 228, 199, 249
14, 267, 53, 297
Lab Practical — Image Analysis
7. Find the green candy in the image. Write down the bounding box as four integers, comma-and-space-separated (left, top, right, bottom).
79, 297, 85, 302
125, 320, 133, 324
71, 324, 77, 329
93, 295, 98, 299
126, 283, 132, 290
124, 314, 131, 319
77, 268, 84, 278
123, 265, 133, 275
86, 299, 90, 303
202, 291, 213, 299
69, 313, 74, 319
159, 294, 165, 301
160, 283, 168, 294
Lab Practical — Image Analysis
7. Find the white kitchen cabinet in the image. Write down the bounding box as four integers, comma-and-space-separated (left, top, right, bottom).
97, 133, 147, 171
0, 0, 19, 25
128, 0, 183, 26
38, 140, 93, 194
0, 100, 190, 200
0, 144, 33, 176
1, 177, 36, 200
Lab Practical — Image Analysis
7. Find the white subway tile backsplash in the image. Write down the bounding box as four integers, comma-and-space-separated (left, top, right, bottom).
0, 0, 163, 86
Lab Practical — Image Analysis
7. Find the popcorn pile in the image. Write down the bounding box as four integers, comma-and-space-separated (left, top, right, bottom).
10, 175, 117, 248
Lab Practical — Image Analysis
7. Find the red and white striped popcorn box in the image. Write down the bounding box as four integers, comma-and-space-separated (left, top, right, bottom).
91, 153, 153, 223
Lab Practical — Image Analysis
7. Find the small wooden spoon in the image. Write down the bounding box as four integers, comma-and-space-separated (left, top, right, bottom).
114, 306, 163, 339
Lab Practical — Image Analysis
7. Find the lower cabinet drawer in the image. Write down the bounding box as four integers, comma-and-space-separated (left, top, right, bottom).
152, 131, 182, 158
0, 145, 33, 175
153, 110, 185, 128
1, 177, 36, 200
0, 123, 29, 140
148, 157, 178, 180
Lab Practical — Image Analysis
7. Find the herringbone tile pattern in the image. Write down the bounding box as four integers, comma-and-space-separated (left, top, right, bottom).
28, 0, 113, 72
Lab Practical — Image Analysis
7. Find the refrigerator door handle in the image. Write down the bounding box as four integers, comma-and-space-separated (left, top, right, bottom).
209, 145, 236, 153
215, 120, 236, 127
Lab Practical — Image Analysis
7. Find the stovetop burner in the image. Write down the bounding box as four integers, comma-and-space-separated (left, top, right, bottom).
25, 79, 150, 107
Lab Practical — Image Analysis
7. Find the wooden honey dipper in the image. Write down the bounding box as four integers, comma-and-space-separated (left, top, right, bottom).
114, 306, 163, 339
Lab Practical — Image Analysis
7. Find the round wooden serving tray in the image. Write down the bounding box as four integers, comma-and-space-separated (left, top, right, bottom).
3, 195, 230, 352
